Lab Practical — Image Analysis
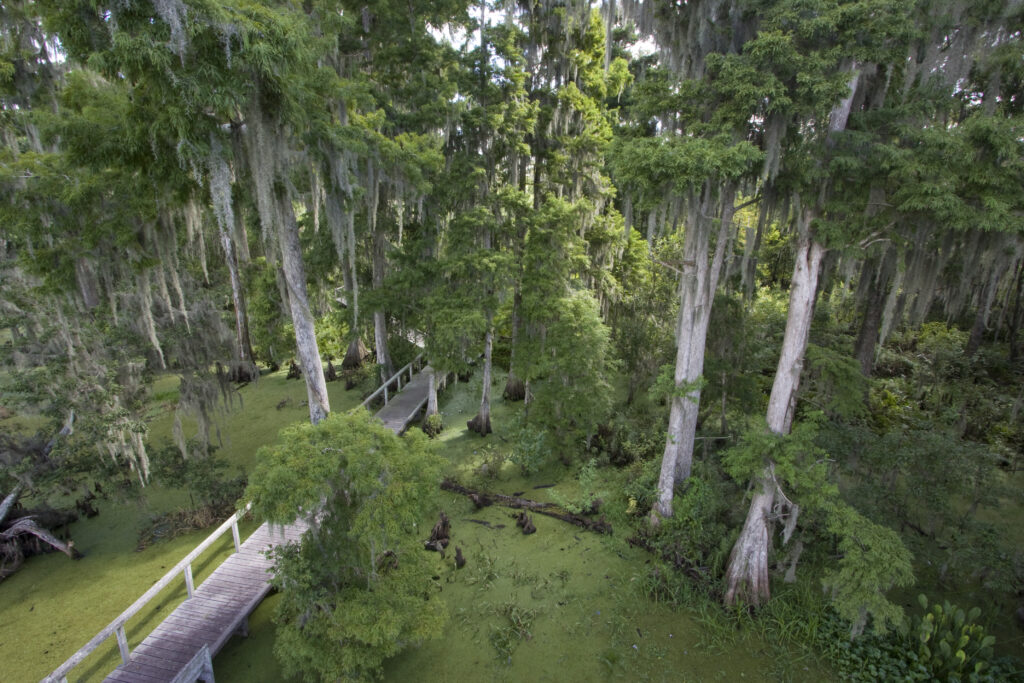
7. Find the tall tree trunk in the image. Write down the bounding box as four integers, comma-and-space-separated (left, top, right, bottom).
276, 186, 330, 425
854, 247, 895, 376
725, 217, 826, 607
504, 288, 526, 401
217, 218, 256, 376
1009, 260, 1023, 363
232, 195, 251, 264
469, 326, 494, 436
967, 260, 1009, 358
651, 184, 736, 522
426, 367, 439, 417
372, 226, 393, 380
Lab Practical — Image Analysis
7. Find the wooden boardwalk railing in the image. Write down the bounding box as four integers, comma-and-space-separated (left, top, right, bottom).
46, 358, 434, 683
358, 352, 425, 411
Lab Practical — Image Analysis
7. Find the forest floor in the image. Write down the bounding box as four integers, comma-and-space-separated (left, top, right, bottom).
0, 366, 850, 681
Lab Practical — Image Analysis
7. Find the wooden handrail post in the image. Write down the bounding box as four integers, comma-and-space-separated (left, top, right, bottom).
115, 625, 130, 665
231, 517, 241, 553
384, 384, 389, 404
184, 564, 195, 598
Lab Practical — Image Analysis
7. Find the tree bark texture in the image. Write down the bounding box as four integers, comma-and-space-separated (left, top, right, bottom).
217, 214, 256, 369
725, 216, 826, 607
1009, 261, 1023, 362
426, 367, 439, 417
652, 184, 736, 521
469, 327, 493, 435
276, 186, 330, 425
372, 227, 393, 379
854, 247, 895, 376
723, 480, 775, 605
967, 260, 1009, 358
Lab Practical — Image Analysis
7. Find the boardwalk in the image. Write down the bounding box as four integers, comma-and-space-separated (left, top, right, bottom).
100, 522, 305, 683
374, 365, 432, 434
49, 364, 432, 683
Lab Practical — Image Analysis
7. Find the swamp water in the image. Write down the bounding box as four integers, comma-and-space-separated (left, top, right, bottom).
1, 370, 830, 682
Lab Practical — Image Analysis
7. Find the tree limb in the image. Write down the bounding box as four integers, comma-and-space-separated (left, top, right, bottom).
440, 479, 612, 534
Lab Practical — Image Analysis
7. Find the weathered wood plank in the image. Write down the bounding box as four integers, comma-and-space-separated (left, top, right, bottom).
106, 663, 170, 682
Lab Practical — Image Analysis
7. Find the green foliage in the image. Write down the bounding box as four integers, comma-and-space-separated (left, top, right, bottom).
621, 457, 661, 513
246, 258, 294, 366
550, 458, 604, 515
508, 420, 551, 476
149, 440, 244, 510
814, 599, 1018, 683
820, 503, 915, 636
245, 410, 448, 681
803, 343, 868, 421
649, 364, 708, 404
651, 476, 734, 580
488, 602, 538, 663
421, 412, 443, 438
909, 595, 1000, 681
722, 416, 835, 510
524, 289, 615, 456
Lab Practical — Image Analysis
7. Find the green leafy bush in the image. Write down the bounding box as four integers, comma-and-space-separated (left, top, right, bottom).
150, 440, 245, 510
421, 412, 443, 438
245, 410, 448, 681
509, 420, 551, 475
550, 459, 604, 514
814, 598, 1020, 683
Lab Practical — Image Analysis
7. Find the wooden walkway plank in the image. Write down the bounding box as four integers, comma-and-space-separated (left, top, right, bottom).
373, 365, 432, 435
101, 519, 306, 682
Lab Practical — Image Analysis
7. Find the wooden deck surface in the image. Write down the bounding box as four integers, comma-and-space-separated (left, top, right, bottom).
100, 370, 429, 682
101, 521, 305, 682
374, 365, 432, 435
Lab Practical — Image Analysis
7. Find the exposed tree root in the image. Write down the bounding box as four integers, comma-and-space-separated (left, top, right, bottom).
466, 413, 492, 436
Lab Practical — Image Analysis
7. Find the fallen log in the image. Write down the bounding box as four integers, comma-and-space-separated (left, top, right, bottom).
440, 479, 612, 534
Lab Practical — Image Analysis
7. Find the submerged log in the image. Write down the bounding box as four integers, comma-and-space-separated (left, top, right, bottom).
440, 479, 612, 534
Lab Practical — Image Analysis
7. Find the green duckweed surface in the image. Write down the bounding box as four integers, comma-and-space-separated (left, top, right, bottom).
2, 369, 830, 682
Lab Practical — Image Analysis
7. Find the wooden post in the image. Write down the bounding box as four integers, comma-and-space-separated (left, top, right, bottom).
397, 375, 402, 391
115, 625, 130, 665
384, 384, 389, 404
231, 517, 241, 553
184, 564, 195, 598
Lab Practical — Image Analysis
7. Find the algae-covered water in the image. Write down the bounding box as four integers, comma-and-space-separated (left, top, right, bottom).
1, 370, 830, 682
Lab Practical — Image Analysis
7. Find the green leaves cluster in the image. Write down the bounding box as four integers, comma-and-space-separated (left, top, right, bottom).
245, 410, 448, 681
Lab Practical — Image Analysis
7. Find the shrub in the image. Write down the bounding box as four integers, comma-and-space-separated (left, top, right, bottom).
245, 411, 448, 681
421, 412, 443, 438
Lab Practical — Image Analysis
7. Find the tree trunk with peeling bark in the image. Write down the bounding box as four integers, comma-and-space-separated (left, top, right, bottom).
277, 186, 330, 425
854, 249, 895, 377
651, 184, 736, 522
426, 367, 439, 417
372, 227, 394, 380
725, 215, 825, 607
468, 327, 493, 436
217, 215, 256, 380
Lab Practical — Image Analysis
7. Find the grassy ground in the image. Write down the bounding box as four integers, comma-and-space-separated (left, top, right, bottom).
3, 367, 832, 682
